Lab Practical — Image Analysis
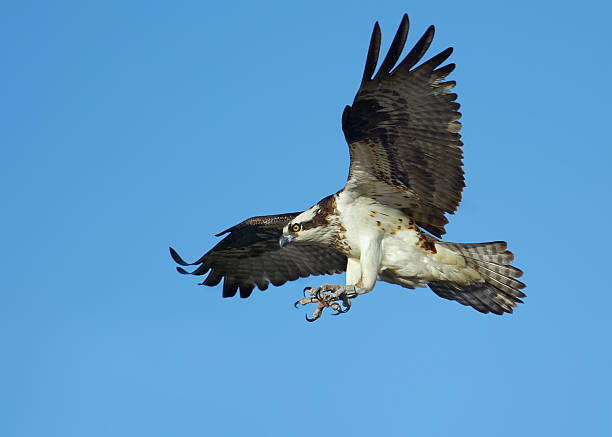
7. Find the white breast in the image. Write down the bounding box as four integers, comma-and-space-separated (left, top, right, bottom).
336, 190, 458, 288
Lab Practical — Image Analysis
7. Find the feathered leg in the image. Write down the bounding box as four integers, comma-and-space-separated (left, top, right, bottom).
294, 241, 380, 321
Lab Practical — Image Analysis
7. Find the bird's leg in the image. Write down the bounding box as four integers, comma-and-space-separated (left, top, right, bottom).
293, 284, 369, 321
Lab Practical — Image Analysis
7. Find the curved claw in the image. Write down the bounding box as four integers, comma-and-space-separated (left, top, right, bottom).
338, 298, 351, 313
332, 306, 349, 315
315, 288, 324, 301
303, 287, 312, 298
294, 300, 301, 308
305, 313, 319, 322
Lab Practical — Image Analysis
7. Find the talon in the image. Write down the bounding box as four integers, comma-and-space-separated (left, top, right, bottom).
303, 287, 313, 298
315, 288, 322, 301
305, 313, 319, 322
336, 306, 347, 314
342, 299, 352, 313
330, 302, 342, 315
295, 284, 361, 321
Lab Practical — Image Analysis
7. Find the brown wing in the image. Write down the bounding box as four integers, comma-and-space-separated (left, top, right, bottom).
341, 14, 464, 237
170, 213, 347, 298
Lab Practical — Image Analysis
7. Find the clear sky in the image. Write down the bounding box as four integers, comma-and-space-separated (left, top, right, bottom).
2, 1, 611, 436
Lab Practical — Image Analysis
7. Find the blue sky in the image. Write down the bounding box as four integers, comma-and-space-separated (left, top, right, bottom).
2, 1, 611, 436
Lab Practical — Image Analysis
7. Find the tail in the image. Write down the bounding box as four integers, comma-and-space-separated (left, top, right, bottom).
429, 241, 526, 315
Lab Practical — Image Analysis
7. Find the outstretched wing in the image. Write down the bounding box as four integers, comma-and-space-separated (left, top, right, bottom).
341, 14, 464, 237
170, 213, 347, 298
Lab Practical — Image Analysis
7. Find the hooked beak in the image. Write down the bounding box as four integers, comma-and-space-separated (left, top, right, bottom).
279, 234, 294, 248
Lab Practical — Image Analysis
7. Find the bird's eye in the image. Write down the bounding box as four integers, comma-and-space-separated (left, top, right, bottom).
291, 223, 301, 232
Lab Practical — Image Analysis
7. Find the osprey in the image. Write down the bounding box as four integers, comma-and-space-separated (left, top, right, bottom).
170, 14, 526, 321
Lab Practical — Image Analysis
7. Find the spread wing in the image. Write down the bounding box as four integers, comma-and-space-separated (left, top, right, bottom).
341, 14, 464, 237
170, 213, 347, 298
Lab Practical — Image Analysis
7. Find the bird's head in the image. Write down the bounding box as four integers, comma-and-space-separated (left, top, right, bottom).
279, 197, 338, 248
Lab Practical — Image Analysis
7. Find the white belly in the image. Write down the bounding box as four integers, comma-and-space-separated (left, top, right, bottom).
337, 192, 476, 289
379, 230, 433, 286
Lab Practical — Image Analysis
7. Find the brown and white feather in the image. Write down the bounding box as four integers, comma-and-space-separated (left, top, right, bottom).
342, 15, 464, 237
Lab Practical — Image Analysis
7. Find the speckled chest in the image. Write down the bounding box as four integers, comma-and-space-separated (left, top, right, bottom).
335, 191, 420, 257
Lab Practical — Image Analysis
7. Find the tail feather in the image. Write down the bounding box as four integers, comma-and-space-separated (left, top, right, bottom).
448, 241, 508, 254
429, 281, 511, 315
468, 260, 523, 279
471, 265, 526, 296
429, 241, 526, 315
447, 241, 515, 265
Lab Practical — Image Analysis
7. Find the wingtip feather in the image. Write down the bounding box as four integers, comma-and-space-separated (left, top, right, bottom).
375, 14, 410, 79
394, 24, 435, 73
170, 247, 191, 266
361, 21, 381, 84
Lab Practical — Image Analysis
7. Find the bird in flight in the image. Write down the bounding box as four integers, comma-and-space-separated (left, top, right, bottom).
170, 14, 525, 321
